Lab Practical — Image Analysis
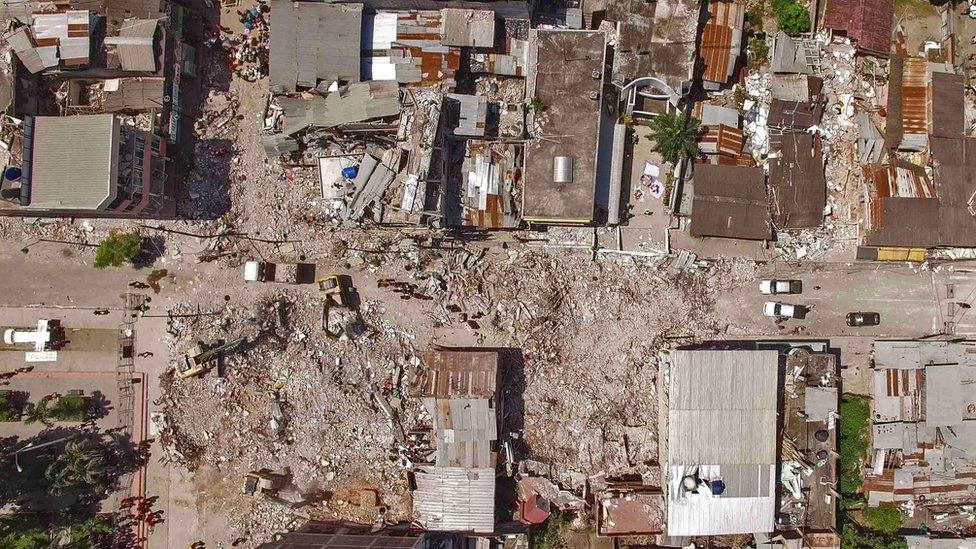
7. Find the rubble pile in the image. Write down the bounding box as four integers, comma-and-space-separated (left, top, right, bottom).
428, 249, 739, 477
154, 288, 422, 542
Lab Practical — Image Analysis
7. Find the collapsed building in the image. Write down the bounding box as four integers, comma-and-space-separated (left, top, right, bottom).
867, 341, 976, 522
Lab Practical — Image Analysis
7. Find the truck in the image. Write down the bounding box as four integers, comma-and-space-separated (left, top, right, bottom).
243, 261, 316, 284
763, 301, 800, 319
758, 280, 802, 295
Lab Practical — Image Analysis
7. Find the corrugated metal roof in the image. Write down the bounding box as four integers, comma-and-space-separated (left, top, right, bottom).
27, 114, 119, 211
426, 397, 497, 468
413, 466, 495, 532
446, 93, 487, 137
771, 32, 819, 75
415, 349, 499, 398
668, 350, 778, 464
767, 99, 823, 130
931, 70, 965, 139
823, 0, 893, 55
904, 535, 976, 549
4, 26, 46, 73
689, 164, 771, 240
770, 74, 823, 103
103, 18, 157, 72
666, 349, 778, 536
278, 81, 400, 136
598, 490, 664, 535
700, 124, 743, 157
102, 76, 164, 111
700, 0, 744, 84
441, 8, 494, 48
270, 1, 363, 92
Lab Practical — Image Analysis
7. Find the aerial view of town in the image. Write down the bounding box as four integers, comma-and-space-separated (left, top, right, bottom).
0, 0, 975, 546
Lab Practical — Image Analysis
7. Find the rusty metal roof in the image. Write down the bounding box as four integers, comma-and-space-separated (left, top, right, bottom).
700, 124, 743, 157
823, 0, 893, 56
413, 349, 499, 398
700, 0, 745, 84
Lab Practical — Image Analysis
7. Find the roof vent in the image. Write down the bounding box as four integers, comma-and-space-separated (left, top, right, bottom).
589, 91, 600, 101
553, 156, 573, 184
591, 69, 601, 79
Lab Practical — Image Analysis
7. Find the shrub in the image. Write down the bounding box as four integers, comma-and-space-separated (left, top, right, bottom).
529, 512, 572, 549
745, 6, 764, 26
530, 98, 546, 114
839, 394, 871, 501
777, 1, 811, 35
861, 506, 902, 535
748, 37, 770, 69
93, 230, 143, 269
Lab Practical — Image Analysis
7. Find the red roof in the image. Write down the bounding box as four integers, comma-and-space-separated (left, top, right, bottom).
519, 494, 551, 525
823, 0, 893, 56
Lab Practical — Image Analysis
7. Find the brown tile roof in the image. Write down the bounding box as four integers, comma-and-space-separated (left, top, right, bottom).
700, 0, 744, 84
690, 164, 771, 240
768, 133, 826, 229
700, 124, 744, 157
822, 0, 893, 56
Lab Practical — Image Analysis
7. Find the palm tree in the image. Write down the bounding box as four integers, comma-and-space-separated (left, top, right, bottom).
645, 112, 702, 164
22, 401, 53, 427
44, 439, 107, 495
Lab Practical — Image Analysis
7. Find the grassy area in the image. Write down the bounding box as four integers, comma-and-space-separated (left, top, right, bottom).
51, 396, 89, 422
893, 0, 938, 17
838, 394, 908, 548
839, 394, 870, 506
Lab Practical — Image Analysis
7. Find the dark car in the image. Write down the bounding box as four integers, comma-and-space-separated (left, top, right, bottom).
847, 312, 881, 326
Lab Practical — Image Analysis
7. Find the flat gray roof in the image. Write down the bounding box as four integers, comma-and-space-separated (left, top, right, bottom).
28, 114, 120, 211
522, 29, 605, 224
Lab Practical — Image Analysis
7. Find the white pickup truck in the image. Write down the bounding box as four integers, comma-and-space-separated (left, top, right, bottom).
763, 301, 798, 318
758, 279, 802, 295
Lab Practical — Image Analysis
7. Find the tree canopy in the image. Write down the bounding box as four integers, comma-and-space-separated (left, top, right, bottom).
645, 112, 701, 165
93, 231, 143, 269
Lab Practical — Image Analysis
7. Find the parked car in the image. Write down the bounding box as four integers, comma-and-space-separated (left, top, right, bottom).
759, 279, 802, 295
763, 301, 798, 318
847, 312, 880, 326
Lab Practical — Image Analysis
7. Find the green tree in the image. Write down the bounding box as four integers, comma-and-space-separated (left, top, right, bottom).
0, 393, 18, 422
777, 2, 811, 35
93, 230, 142, 269
44, 439, 107, 495
22, 401, 54, 427
748, 37, 770, 69
645, 112, 701, 164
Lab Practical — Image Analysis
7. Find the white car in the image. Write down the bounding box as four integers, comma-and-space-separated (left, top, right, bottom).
759, 279, 801, 294
763, 301, 797, 318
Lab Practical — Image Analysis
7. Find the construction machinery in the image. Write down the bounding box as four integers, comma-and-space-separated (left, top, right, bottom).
243, 469, 284, 497
319, 275, 356, 338
177, 338, 245, 379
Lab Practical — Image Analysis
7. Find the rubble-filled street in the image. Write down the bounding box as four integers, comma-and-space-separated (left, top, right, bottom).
4, 0, 976, 544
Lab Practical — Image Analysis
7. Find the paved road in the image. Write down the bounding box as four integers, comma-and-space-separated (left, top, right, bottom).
715, 262, 962, 338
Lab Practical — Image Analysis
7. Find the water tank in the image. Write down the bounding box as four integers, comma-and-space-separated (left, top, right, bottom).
709, 480, 726, 495
4, 167, 22, 181
341, 166, 359, 179
681, 475, 697, 491
553, 156, 573, 184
